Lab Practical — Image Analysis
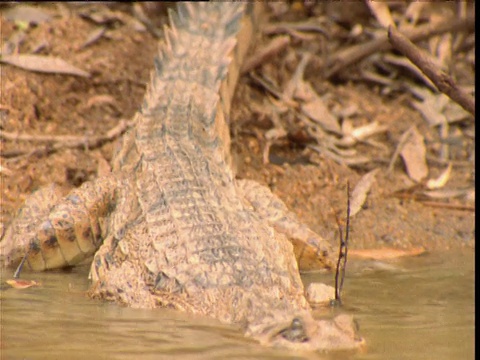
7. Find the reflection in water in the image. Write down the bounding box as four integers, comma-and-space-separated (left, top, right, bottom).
1, 252, 474, 360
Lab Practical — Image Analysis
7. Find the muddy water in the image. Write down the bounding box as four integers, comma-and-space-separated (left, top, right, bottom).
1, 252, 474, 360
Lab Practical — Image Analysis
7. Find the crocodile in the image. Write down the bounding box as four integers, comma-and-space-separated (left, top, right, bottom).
1, 3, 364, 351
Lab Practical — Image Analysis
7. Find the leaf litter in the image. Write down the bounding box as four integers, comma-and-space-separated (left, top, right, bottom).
0, 54, 90, 77
241, 1, 474, 237
2, 5, 52, 26
350, 169, 380, 217
6, 279, 41, 289
0, 1, 474, 267
399, 126, 428, 183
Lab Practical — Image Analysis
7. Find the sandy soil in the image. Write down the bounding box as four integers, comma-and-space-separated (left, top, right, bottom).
0, 3, 474, 260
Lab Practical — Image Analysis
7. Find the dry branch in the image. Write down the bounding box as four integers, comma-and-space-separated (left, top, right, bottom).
324, 14, 475, 79
241, 35, 290, 74
388, 26, 475, 117
420, 201, 474, 212
0, 119, 134, 158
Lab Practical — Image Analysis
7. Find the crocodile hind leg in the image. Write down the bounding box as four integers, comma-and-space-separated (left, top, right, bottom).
0, 175, 118, 271
236, 179, 335, 272
1, 183, 65, 270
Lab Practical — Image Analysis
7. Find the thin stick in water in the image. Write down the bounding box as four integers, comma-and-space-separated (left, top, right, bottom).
333, 182, 351, 305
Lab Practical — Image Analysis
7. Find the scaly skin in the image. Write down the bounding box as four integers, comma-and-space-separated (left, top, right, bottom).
1, 3, 364, 351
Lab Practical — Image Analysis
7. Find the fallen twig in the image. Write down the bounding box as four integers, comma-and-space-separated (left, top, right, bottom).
324, 14, 475, 79
388, 26, 475, 117
390, 188, 474, 210
79, 26, 107, 50
283, 52, 311, 100
387, 126, 414, 174
0, 119, 134, 158
263, 21, 328, 41
333, 182, 351, 306
382, 53, 437, 90
264, 21, 328, 36
132, 3, 163, 39
241, 35, 290, 74
419, 200, 474, 212
248, 72, 298, 107
13, 247, 30, 279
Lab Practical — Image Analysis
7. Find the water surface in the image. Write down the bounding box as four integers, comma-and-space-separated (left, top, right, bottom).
1, 251, 474, 359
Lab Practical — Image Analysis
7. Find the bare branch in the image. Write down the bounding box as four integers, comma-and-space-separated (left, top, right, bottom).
388, 26, 475, 117
324, 14, 474, 79
0, 119, 134, 158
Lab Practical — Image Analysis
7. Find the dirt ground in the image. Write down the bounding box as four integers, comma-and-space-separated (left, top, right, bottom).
0, 3, 474, 261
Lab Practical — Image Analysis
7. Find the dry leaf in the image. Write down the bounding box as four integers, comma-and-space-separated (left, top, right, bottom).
404, 2, 426, 25
78, 9, 126, 26
333, 103, 359, 119
412, 98, 446, 126
436, 33, 453, 68
80, 26, 107, 49
2, 5, 52, 25
423, 188, 471, 200
284, 54, 310, 101
293, 79, 316, 102
360, 69, 394, 87
408, 83, 431, 101
265, 127, 287, 141
241, 35, 290, 74
464, 188, 475, 203
351, 122, 388, 141
86, 94, 117, 109
301, 98, 341, 134
0, 164, 14, 176
411, 91, 454, 126
350, 168, 380, 217
0, 54, 90, 77
383, 53, 436, 90
400, 126, 428, 182
387, 126, 413, 173
366, 2, 395, 28
426, 163, 452, 189
6, 279, 41, 289
444, 100, 471, 123
349, 247, 426, 260
2, 30, 27, 55
295, 80, 341, 134
310, 145, 370, 166
350, 24, 363, 38
338, 121, 388, 147
95, 155, 112, 177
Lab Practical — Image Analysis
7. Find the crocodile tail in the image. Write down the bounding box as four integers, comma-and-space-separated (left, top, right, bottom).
139, 2, 264, 173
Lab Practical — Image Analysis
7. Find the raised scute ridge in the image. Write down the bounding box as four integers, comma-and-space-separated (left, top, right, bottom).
1, 3, 363, 352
